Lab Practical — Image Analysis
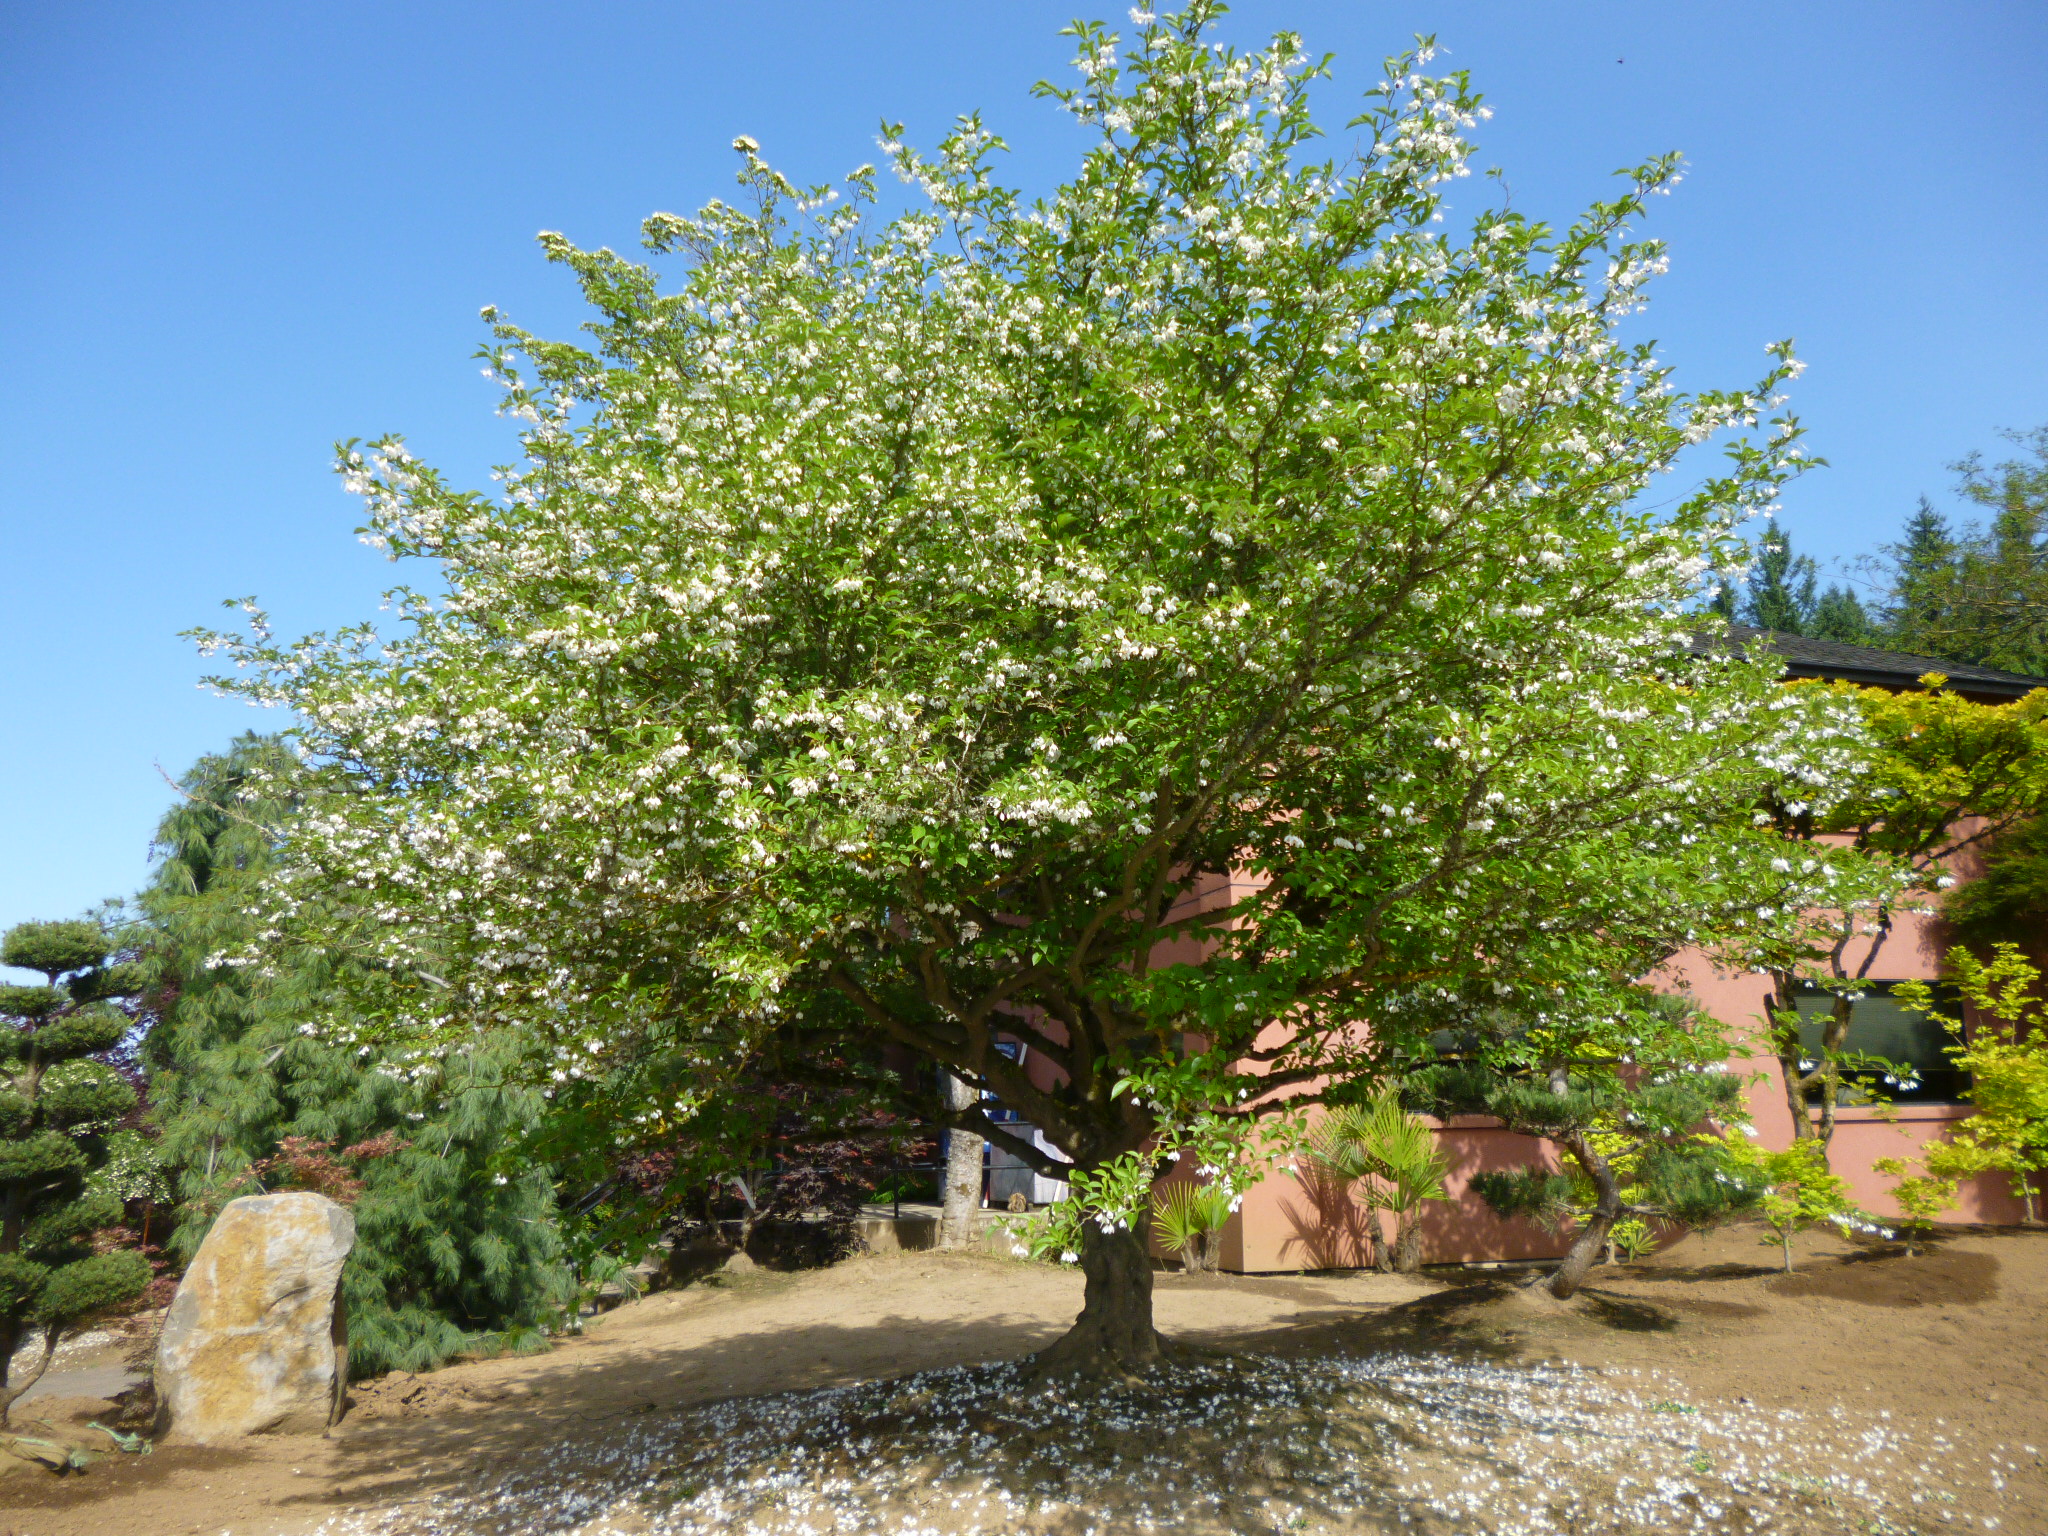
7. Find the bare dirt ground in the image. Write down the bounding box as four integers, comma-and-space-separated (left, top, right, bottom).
4, 1225, 2045, 1535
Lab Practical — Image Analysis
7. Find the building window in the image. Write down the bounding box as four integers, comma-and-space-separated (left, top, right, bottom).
1794, 981, 1967, 1104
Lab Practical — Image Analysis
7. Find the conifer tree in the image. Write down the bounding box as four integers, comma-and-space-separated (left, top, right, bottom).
1727, 523, 1870, 642
1879, 498, 1958, 653
1808, 585, 1871, 644
1742, 526, 1820, 634
1874, 427, 2048, 672
0, 920, 152, 1422
1946, 425, 2048, 675
1412, 994, 1758, 1299
137, 737, 571, 1375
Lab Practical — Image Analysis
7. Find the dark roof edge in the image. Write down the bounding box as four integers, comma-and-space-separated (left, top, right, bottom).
1692, 625, 2048, 699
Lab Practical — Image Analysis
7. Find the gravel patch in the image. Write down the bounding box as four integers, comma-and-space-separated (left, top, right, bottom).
319, 1352, 2029, 1535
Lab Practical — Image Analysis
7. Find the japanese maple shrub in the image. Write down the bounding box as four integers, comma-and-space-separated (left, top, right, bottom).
0, 921, 151, 1423
1736, 678, 2048, 1158
197, 6, 1867, 1376
1895, 944, 2048, 1225
1709, 1131, 1861, 1272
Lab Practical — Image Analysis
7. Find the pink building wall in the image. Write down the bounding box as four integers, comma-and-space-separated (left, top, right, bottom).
1659, 914, 2027, 1228
1215, 879, 2030, 1272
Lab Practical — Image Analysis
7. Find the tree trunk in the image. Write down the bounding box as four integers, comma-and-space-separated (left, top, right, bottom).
0, 1323, 58, 1427
1771, 971, 1854, 1164
1770, 970, 1815, 1144
1391, 1212, 1424, 1274
730, 1174, 762, 1253
940, 1072, 984, 1251
1546, 1133, 1623, 1301
1029, 1221, 1165, 1381
1365, 1198, 1393, 1273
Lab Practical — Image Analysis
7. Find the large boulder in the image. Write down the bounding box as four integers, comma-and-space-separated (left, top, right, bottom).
153, 1192, 355, 1442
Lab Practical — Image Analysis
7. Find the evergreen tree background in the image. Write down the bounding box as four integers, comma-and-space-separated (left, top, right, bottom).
1878, 498, 1959, 654
1722, 525, 1872, 642
136, 735, 571, 1376
0, 919, 153, 1421
1710, 421, 2047, 668
1878, 427, 2048, 676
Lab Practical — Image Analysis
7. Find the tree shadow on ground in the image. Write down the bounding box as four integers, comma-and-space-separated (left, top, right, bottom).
1768, 1244, 1999, 1307
1571, 1290, 1681, 1333
1614, 1259, 1781, 1284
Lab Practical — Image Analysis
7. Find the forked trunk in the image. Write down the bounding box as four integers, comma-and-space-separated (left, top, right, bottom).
1030, 1221, 1165, 1382
0, 1322, 57, 1427
1771, 971, 1853, 1163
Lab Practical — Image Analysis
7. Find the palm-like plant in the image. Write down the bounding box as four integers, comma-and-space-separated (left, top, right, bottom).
1149, 1180, 1234, 1272
1306, 1093, 1450, 1273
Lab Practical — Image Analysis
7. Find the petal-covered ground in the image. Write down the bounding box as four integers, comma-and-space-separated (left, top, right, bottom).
315, 1350, 2019, 1536
8, 1227, 2047, 1536
323, 1351, 2031, 1531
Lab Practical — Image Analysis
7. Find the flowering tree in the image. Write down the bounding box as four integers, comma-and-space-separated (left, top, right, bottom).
199, 6, 1858, 1376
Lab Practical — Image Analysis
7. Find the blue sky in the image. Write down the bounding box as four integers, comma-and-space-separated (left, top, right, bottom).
3, 1, 2045, 946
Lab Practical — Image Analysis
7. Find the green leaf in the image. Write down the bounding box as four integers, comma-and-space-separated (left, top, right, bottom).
34, 1250, 151, 1326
